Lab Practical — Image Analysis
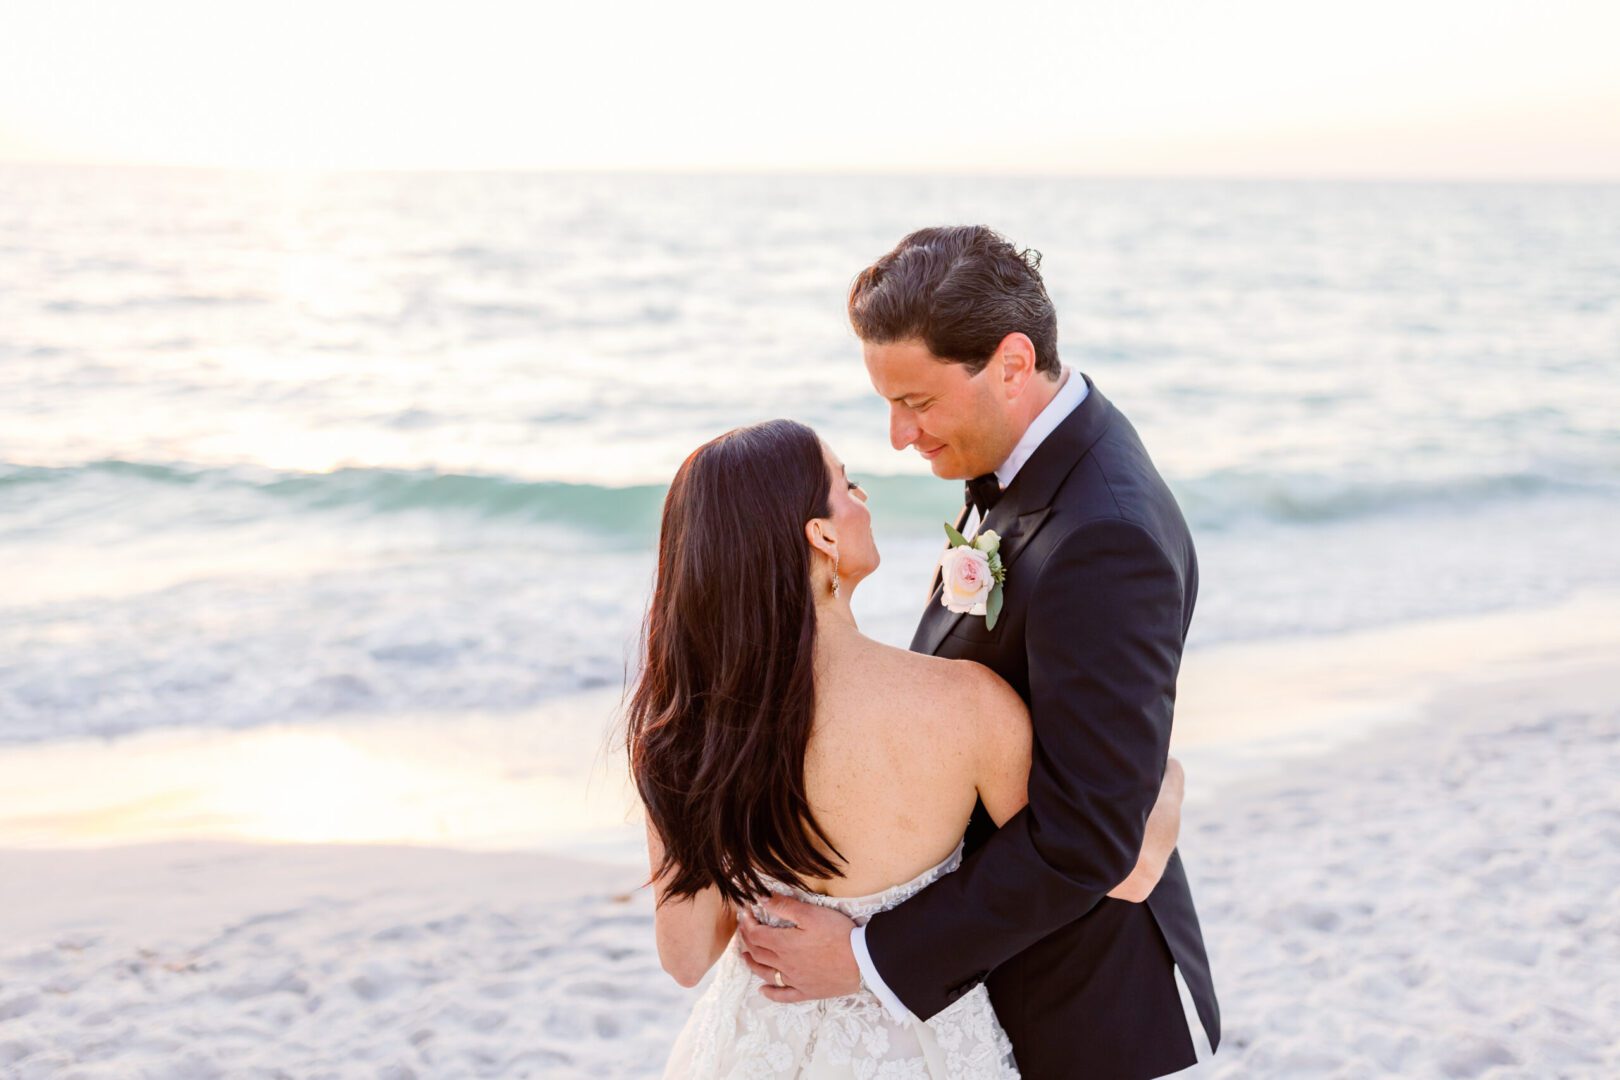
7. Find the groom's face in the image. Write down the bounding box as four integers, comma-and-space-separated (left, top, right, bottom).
863, 339, 1017, 481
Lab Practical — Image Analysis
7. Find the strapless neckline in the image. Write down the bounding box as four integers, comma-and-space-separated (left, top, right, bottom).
750, 839, 966, 926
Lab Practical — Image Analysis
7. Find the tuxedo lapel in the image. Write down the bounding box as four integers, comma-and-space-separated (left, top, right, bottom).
909, 373, 1116, 658
912, 499, 1052, 655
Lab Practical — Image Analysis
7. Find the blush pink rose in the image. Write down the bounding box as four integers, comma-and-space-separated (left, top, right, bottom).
939, 545, 993, 615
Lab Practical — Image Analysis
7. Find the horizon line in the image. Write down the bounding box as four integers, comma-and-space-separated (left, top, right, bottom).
2, 156, 1619, 186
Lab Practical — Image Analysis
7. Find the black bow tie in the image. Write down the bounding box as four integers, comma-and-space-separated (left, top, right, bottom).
965, 473, 1002, 518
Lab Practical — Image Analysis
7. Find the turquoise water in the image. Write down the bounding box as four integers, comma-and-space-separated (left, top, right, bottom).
2, 166, 1618, 744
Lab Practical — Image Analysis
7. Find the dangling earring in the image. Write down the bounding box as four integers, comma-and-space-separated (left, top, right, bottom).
832, 552, 841, 598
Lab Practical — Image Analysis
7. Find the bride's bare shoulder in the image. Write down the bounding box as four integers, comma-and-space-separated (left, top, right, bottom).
865, 641, 1024, 721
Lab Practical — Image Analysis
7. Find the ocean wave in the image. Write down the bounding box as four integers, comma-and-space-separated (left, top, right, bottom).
1, 458, 1614, 541
1173, 468, 1616, 531
6, 491, 1620, 748
0, 459, 667, 538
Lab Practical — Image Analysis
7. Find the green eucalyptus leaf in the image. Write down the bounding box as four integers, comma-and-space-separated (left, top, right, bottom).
943, 521, 969, 548
985, 583, 1004, 630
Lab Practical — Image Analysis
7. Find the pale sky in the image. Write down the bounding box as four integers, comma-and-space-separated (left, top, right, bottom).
2, 0, 1617, 176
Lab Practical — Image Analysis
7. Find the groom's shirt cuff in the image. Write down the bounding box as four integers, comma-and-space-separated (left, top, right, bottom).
850, 926, 916, 1024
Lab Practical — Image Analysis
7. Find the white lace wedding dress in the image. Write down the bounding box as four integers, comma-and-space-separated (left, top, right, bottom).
662, 840, 1019, 1079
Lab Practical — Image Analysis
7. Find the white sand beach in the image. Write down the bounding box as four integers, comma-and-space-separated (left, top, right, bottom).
3, 593, 1618, 1078
1185, 662, 1619, 1078
0, 843, 679, 1079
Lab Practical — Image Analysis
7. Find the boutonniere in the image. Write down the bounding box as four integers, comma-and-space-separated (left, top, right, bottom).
938, 522, 1007, 629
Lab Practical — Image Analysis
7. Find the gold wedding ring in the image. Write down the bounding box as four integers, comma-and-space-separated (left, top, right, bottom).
774, 969, 786, 988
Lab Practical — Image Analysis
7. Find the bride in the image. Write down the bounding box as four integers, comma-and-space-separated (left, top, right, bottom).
626, 419, 1186, 1079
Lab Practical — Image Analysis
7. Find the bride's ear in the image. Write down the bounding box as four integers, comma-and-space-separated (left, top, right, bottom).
804, 518, 838, 562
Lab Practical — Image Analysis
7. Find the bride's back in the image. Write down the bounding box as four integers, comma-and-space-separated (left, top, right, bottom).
626, 418, 1029, 912
799, 631, 1030, 897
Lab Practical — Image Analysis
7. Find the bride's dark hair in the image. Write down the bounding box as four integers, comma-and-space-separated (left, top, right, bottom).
626, 419, 845, 906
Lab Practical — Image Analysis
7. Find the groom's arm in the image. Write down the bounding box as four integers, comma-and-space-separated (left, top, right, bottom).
863, 517, 1185, 1021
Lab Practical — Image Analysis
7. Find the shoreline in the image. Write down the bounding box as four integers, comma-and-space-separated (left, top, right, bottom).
0, 688, 641, 862
3, 587, 1617, 861
1171, 586, 1620, 803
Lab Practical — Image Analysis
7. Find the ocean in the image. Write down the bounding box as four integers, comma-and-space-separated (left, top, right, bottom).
3, 165, 1618, 749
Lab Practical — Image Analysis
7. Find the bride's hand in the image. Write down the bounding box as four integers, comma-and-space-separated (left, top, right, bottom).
1106, 756, 1185, 903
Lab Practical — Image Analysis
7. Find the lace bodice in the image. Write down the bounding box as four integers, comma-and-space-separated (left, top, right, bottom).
662, 838, 1019, 1079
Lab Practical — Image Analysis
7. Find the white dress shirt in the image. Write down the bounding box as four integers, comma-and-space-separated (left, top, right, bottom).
849, 366, 1088, 1024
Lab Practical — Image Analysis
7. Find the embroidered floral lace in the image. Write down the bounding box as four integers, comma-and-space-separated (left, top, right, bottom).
662, 841, 1019, 1079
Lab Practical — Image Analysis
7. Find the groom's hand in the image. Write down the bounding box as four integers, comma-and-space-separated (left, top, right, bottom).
736, 896, 860, 1002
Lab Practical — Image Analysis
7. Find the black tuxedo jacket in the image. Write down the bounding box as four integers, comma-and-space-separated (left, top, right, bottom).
865, 374, 1221, 1080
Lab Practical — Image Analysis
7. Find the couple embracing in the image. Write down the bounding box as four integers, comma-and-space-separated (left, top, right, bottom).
626, 226, 1221, 1079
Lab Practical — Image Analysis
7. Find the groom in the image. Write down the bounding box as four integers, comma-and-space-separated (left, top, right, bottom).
738, 226, 1220, 1078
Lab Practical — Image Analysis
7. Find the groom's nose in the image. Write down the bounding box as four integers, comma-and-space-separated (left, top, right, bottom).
889, 404, 919, 451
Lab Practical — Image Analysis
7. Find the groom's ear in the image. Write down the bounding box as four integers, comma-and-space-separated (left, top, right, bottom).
994, 332, 1038, 398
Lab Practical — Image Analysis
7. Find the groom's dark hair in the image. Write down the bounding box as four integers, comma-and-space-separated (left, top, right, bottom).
848, 225, 1060, 377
